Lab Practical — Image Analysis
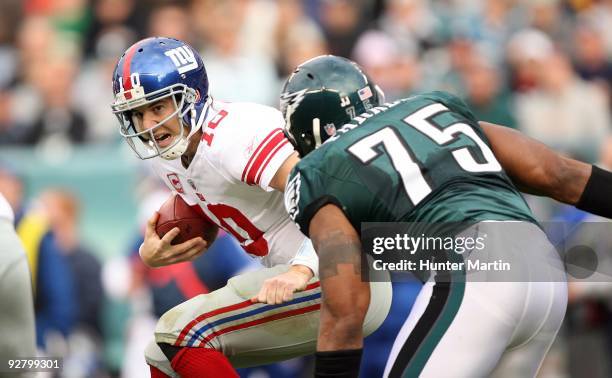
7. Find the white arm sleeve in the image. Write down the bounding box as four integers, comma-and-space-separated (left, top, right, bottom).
288, 238, 319, 278
0, 193, 14, 222
219, 103, 295, 191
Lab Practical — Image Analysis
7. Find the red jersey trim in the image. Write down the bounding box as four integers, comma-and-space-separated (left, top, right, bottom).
241, 129, 288, 185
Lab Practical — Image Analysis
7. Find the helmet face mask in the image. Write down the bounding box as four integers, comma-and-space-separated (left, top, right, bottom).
280, 55, 383, 157
111, 37, 209, 160
113, 86, 195, 160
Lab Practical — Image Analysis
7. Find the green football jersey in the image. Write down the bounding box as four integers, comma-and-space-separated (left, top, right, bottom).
284, 91, 537, 235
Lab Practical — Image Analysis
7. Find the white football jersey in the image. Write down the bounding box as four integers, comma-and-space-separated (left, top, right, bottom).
0, 193, 13, 222
149, 100, 317, 273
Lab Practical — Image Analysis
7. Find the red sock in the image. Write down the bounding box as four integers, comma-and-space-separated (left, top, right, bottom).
150, 365, 171, 378
170, 347, 238, 378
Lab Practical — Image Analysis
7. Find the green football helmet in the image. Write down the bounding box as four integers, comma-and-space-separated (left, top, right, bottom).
280, 55, 384, 157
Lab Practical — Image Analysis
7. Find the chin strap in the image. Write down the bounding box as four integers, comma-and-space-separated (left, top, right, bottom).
160, 138, 189, 160
160, 97, 211, 160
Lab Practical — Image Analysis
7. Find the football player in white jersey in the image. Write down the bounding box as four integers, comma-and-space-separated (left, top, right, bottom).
111, 37, 391, 377
0, 192, 36, 363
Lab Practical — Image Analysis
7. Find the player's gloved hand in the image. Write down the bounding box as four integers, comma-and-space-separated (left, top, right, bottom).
140, 212, 208, 268
251, 265, 314, 305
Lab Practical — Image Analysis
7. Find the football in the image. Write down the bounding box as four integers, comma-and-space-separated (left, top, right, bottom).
155, 194, 218, 245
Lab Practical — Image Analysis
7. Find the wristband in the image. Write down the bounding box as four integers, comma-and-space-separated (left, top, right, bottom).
576, 165, 612, 219
315, 348, 362, 377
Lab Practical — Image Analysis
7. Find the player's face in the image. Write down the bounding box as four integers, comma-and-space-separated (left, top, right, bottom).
131, 97, 183, 149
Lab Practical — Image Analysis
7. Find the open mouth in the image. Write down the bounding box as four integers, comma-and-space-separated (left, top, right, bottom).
154, 133, 173, 148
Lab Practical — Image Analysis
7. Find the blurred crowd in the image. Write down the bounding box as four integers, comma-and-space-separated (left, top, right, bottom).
0, 0, 611, 377
0, 0, 611, 160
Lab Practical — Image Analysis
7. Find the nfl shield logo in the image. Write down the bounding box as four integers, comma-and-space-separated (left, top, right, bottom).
323, 123, 336, 136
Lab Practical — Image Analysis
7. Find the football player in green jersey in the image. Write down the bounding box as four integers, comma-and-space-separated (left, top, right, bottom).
279, 55, 612, 377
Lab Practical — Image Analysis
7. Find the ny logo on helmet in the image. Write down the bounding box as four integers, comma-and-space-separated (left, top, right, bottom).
164, 46, 198, 74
